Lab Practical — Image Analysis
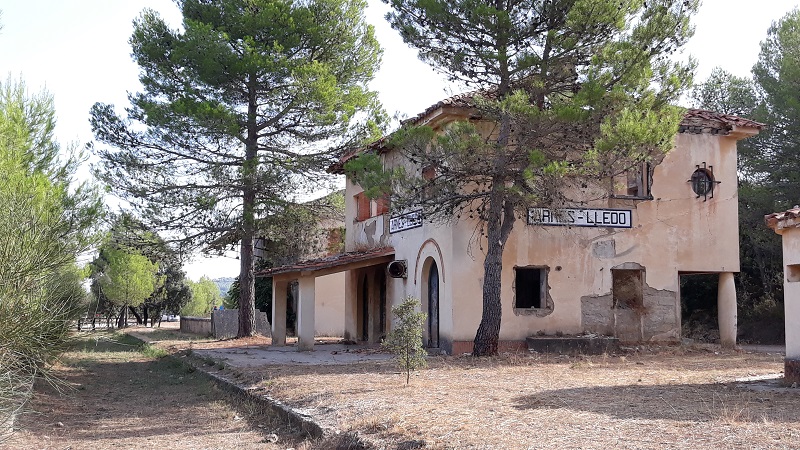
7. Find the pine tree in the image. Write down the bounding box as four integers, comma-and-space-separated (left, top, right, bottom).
91, 0, 384, 337
352, 0, 699, 355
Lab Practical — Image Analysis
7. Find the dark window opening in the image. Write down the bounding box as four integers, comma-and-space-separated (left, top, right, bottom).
515, 267, 547, 309
689, 163, 719, 200
612, 269, 644, 310
691, 168, 714, 196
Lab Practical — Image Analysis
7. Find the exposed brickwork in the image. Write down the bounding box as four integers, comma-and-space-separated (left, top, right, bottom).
785, 359, 800, 383
451, 340, 528, 355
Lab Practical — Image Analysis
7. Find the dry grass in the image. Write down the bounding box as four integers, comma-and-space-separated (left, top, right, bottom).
2, 332, 307, 450
126, 327, 800, 449
242, 346, 795, 449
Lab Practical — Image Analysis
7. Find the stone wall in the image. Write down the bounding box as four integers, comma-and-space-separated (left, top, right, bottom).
180, 316, 211, 336
581, 286, 678, 342
211, 309, 271, 339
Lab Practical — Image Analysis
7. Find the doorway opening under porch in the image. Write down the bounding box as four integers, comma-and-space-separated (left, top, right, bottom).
678, 271, 737, 347
258, 247, 395, 351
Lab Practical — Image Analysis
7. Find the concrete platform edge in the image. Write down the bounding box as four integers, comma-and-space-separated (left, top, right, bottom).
126, 331, 372, 446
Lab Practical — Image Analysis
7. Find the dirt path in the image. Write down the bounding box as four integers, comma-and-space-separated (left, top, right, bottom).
2, 332, 305, 450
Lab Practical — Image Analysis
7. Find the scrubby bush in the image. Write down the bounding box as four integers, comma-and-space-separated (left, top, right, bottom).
382, 296, 428, 384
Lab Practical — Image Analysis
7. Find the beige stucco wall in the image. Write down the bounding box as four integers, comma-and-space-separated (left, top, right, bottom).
344, 126, 744, 347
781, 227, 800, 360
314, 272, 346, 336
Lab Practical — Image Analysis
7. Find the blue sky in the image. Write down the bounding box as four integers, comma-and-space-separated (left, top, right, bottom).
1, 0, 797, 279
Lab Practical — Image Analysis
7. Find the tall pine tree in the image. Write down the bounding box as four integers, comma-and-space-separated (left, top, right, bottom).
91, 0, 383, 336
354, 0, 698, 355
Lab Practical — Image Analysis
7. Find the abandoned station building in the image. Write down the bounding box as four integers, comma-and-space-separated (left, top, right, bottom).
261, 94, 763, 354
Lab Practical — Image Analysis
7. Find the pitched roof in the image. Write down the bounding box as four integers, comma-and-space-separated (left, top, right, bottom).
679, 109, 765, 135
765, 206, 800, 232
329, 92, 765, 174
256, 246, 395, 277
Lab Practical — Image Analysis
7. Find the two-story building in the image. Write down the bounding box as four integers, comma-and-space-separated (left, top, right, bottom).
261, 94, 762, 353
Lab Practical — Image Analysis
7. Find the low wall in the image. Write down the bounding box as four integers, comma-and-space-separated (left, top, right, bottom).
180, 316, 211, 335
211, 309, 271, 339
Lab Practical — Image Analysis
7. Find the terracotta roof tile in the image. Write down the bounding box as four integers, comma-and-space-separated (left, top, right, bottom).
400, 89, 489, 126
256, 247, 395, 277
765, 206, 800, 231
679, 109, 764, 135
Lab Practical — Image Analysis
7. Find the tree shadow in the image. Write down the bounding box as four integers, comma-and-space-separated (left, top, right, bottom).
512, 381, 800, 424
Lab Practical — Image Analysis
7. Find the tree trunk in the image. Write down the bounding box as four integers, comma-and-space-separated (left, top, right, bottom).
472, 188, 516, 356
129, 306, 143, 325
473, 91, 515, 356
117, 306, 128, 328
237, 74, 259, 337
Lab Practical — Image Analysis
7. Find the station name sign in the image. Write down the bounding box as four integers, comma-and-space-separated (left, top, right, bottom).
389, 209, 423, 233
527, 207, 632, 228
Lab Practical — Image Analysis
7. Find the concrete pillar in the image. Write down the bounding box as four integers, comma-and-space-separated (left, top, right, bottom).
343, 270, 358, 342
783, 228, 800, 383
271, 277, 288, 346
296, 275, 316, 351
718, 272, 737, 348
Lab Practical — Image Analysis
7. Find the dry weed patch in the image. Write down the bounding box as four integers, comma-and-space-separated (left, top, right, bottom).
131, 328, 798, 449
238, 348, 796, 449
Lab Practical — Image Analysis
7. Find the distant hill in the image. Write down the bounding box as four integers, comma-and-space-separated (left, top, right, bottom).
213, 277, 236, 297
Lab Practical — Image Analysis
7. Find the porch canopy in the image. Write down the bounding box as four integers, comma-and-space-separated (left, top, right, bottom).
256, 247, 395, 351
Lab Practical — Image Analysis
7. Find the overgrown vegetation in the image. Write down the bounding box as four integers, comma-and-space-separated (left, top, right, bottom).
181, 276, 222, 317
88, 214, 192, 328
382, 297, 428, 384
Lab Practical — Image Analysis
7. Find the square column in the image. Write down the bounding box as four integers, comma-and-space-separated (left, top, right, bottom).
296, 275, 316, 351
718, 272, 737, 348
271, 277, 288, 346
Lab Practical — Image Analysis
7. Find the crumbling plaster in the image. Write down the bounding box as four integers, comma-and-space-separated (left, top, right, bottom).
342, 119, 743, 345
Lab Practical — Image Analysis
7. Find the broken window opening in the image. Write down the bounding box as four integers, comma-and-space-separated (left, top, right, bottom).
514, 267, 548, 309
612, 269, 645, 311
613, 162, 652, 199
787, 264, 800, 283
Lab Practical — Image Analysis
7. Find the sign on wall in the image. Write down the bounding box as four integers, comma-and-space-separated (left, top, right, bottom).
527, 207, 632, 228
390, 209, 423, 233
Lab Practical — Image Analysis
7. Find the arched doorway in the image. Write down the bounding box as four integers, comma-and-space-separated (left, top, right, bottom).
428, 261, 439, 348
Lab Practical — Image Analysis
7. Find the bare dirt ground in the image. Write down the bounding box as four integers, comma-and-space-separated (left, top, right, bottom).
2, 331, 307, 450
140, 327, 800, 449
13, 326, 798, 449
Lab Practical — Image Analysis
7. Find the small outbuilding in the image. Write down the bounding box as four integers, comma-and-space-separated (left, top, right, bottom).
765, 206, 800, 383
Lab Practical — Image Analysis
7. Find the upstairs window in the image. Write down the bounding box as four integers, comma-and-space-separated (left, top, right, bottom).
355, 192, 390, 222
614, 162, 651, 199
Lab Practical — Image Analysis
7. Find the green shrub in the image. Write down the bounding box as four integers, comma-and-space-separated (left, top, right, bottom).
382, 296, 428, 384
